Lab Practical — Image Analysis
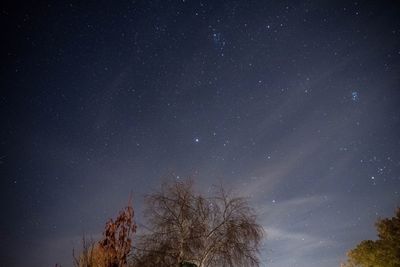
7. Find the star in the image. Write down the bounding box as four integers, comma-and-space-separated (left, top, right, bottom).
194, 138, 200, 143
351, 91, 359, 101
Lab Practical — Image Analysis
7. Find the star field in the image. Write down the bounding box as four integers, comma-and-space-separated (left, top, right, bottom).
1, 1, 400, 267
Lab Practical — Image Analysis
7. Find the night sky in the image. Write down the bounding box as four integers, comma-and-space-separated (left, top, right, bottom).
2, 1, 400, 266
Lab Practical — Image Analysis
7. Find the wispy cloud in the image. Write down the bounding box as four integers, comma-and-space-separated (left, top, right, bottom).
255, 196, 340, 267
262, 226, 337, 267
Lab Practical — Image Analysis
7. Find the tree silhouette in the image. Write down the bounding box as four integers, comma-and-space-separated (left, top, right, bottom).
343, 208, 400, 267
132, 180, 264, 267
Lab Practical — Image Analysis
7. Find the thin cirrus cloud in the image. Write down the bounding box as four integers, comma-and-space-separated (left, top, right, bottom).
257, 196, 340, 267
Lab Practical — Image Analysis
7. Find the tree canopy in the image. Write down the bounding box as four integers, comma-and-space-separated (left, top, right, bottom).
132, 180, 265, 267
74, 202, 136, 267
344, 208, 400, 267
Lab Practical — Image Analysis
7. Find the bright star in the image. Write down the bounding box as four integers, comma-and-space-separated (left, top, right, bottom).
351, 91, 359, 101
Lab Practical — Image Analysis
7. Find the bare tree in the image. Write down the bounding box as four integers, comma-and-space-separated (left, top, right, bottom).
132, 180, 264, 267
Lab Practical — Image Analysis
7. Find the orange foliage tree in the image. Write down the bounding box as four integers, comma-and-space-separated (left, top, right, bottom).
74, 201, 136, 267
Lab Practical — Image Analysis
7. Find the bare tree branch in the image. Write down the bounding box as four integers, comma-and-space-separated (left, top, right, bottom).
132, 179, 265, 267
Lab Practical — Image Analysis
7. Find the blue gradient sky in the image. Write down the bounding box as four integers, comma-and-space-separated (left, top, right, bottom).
2, 1, 400, 266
